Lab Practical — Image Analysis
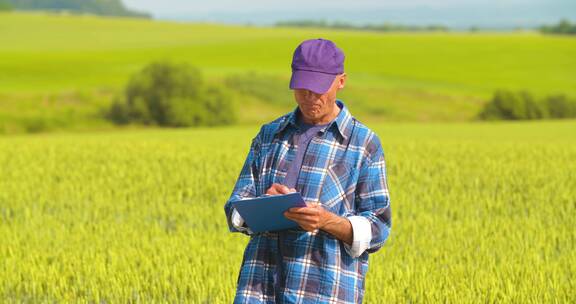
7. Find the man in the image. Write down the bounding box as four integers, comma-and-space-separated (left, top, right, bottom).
224, 38, 392, 304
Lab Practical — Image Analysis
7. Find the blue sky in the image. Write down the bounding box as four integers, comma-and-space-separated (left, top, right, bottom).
123, 0, 576, 28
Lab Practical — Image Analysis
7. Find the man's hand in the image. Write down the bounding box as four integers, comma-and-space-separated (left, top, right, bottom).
266, 184, 353, 245
265, 183, 296, 195
266, 183, 327, 232
283, 203, 331, 233
266, 183, 353, 245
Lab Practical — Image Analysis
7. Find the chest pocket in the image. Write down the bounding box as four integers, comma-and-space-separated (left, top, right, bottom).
252, 137, 269, 196
256, 137, 290, 193
320, 160, 357, 215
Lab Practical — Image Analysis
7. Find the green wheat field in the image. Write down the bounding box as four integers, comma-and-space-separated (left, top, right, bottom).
0, 11, 575, 303
1, 121, 575, 302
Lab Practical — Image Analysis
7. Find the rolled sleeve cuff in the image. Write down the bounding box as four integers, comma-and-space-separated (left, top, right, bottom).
232, 207, 253, 234
343, 215, 372, 258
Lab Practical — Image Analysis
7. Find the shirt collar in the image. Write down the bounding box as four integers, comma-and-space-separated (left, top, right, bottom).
275, 99, 353, 142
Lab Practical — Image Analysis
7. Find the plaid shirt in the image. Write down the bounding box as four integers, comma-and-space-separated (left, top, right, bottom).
224, 99, 392, 303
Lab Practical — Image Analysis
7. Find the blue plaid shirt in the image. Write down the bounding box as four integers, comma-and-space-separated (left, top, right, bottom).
224, 99, 392, 303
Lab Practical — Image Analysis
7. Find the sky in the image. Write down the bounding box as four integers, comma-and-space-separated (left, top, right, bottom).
123, 0, 576, 29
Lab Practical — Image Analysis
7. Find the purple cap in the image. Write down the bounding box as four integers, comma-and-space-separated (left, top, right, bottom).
289, 38, 345, 94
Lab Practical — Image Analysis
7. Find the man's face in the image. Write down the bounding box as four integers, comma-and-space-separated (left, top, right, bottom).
293, 73, 347, 124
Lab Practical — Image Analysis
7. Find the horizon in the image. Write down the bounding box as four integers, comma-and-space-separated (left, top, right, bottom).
123, 0, 576, 29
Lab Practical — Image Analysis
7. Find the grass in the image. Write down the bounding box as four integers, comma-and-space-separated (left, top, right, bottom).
0, 120, 574, 302
0, 12, 575, 132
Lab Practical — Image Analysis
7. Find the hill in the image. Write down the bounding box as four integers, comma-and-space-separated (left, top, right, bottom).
2, 0, 148, 17
0, 12, 575, 134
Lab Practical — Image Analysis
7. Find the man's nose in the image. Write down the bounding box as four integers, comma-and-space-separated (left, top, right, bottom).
304, 90, 319, 100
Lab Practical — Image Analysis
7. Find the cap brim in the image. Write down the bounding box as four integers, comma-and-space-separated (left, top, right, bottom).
289, 70, 337, 94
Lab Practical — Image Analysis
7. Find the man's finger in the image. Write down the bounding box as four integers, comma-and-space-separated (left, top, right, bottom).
266, 188, 280, 195
286, 214, 319, 223
284, 214, 319, 226
266, 183, 290, 195
278, 184, 291, 194
287, 207, 320, 215
266, 184, 278, 194
284, 210, 319, 220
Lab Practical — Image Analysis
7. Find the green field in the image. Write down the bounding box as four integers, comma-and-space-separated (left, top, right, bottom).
1, 12, 576, 133
1, 120, 574, 302
1, 11, 575, 302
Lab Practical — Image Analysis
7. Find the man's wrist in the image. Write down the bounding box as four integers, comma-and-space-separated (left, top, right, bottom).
320, 210, 353, 246
320, 211, 341, 229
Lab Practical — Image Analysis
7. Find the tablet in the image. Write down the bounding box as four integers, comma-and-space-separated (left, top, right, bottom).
232, 192, 307, 233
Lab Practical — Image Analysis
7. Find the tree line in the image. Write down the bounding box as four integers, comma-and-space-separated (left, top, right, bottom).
540, 19, 576, 35
0, 0, 149, 18
275, 20, 449, 32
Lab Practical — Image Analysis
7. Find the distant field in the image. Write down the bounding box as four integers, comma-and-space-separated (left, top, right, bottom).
0, 120, 574, 302
0, 12, 575, 132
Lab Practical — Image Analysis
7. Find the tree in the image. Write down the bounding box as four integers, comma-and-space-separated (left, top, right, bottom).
478, 90, 576, 121
546, 95, 576, 118
5, 0, 149, 18
0, 0, 12, 11
107, 61, 237, 127
540, 19, 576, 35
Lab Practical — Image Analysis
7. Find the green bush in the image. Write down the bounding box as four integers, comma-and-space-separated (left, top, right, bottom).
546, 94, 576, 118
0, 1, 12, 11
107, 61, 237, 127
478, 90, 576, 120
540, 19, 576, 35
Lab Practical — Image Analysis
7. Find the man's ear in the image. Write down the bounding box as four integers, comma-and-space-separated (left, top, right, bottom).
337, 73, 347, 90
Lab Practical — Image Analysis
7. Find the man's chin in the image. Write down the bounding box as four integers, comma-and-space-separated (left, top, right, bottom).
304, 110, 321, 119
